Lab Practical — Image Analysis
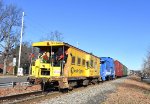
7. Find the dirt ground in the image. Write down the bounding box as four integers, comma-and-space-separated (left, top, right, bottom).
103, 75, 150, 104
0, 84, 41, 97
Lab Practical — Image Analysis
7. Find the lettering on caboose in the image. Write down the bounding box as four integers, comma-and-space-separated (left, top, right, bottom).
71, 67, 83, 74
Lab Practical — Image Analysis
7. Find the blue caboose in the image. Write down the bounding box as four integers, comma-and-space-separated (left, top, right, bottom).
100, 57, 115, 81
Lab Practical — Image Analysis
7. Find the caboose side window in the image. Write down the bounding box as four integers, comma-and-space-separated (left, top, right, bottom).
77, 58, 81, 65
86, 61, 89, 68
82, 59, 85, 66
94, 62, 97, 69
91, 60, 93, 67
71, 56, 75, 65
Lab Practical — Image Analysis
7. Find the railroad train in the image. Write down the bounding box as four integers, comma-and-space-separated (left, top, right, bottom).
28, 41, 128, 91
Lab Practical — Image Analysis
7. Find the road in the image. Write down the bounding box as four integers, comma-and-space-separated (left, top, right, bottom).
142, 78, 150, 84
0, 76, 28, 83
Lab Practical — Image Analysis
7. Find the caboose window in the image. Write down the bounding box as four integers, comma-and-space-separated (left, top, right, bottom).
82, 59, 85, 66
100, 61, 105, 64
86, 61, 89, 68
91, 60, 93, 67
94, 62, 97, 69
72, 56, 75, 65
77, 58, 81, 65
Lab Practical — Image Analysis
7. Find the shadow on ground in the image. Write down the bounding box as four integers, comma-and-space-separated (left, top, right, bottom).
119, 80, 150, 95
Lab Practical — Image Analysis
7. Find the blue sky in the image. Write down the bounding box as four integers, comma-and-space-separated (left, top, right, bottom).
5, 0, 150, 70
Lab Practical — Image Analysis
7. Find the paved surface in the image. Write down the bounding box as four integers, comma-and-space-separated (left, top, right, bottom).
142, 78, 150, 84
0, 76, 29, 83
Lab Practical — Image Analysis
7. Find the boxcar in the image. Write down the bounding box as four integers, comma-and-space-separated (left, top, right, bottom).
29, 41, 101, 90
100, 57, 115, 81
114, 60, 123, 77
123, 65, 128, 76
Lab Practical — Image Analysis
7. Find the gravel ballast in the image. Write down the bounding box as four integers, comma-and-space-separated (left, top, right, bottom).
39, 78, 126, 104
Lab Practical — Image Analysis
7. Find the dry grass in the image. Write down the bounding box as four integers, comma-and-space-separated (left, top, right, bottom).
0, 85, 41, 97
103, 75, 150, 104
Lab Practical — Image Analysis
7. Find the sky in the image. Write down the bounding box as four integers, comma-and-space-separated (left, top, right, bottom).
4, 0, 150, 70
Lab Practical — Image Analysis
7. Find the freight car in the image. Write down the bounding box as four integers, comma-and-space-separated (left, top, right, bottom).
100, 57, 115, 81
114, 60, 123, 78
123, 65, 128, 76
29, 41, 101, 91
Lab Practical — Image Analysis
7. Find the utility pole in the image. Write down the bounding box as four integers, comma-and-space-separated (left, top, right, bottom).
17, 12, 24, 76
29, 41, 33, 75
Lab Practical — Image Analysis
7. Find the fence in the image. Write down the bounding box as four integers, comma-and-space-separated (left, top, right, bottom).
0, 82, 30, 88
0, 82, 15, 88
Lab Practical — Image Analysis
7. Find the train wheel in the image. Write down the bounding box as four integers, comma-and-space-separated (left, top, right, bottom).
40, 81, 45, 91
59, 88, 69, 93
83, 79, 89, 87
110, 76, 112, 80
101, 77, 104, 83
68, 86, 73, 91
115, 75, 117, 79
41, 82, 45, 91
108, 76, 110, 81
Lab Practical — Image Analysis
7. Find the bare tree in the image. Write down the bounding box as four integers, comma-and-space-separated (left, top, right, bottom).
0, 0, 22, 75
41, 30, 64, 42
13, 41, 35, 74
142, 50, 150, 74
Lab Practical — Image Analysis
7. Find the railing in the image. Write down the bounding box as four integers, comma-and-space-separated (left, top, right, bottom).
0, 82, 30, 88
0, 82, 15, 88
20, 82, 30, 86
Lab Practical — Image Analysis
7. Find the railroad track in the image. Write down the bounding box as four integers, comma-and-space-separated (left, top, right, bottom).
0, 90, 44, 104
0, 78, 126, 104
0, 85, 96, 104
15, 83, 106, 104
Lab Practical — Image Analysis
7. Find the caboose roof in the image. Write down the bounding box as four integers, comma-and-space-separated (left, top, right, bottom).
32, 41, 65, 46
32, 41, 99, 58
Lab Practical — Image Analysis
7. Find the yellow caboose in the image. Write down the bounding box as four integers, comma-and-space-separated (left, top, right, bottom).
29, 41, 101, 90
